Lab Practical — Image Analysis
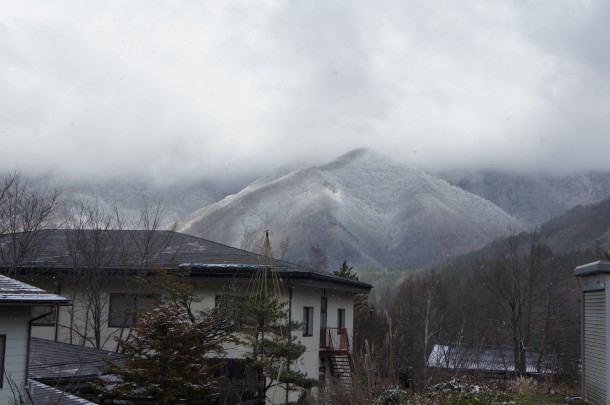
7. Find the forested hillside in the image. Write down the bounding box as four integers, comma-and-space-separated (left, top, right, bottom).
354, 196, 610, 389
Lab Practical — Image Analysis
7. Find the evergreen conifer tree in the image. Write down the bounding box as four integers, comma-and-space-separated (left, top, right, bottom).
334, 259, 367, 311
334, 259, 356, 279
101, 303, 226, 404
97, 268, 237, 404
237, 294, 316, 402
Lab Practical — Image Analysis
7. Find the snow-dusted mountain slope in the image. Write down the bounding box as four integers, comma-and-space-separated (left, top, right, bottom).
179, 148, 524, 270
439, 170, 610, 227
54, 180, 226, 228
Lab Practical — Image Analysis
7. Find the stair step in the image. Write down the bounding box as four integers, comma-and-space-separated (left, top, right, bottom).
328, 352, 354, 385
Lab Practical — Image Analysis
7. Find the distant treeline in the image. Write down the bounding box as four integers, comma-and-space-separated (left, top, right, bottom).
352, 230, 604, 389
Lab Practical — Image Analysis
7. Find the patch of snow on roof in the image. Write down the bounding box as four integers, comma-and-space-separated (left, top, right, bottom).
187, 241, 207, 251
180, 263, 266, 269
0, 275, 68, 304
427, 344, 553, 374
29, 380, 96, 405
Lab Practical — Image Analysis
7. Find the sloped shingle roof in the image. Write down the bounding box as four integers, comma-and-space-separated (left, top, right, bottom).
1, 229, 371, 293
427, 343, 553, 374
29, 380, 95, 405
29, 337, 125, 384
0, 275, 69, 305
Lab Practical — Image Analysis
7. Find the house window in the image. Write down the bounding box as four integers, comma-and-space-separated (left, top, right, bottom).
31, 306, 57, 327
303, 306, 314, 336
109, 293, 157, 327
338, 308, 346, 330
0, 335, 5, 389
320, 297, 327, 329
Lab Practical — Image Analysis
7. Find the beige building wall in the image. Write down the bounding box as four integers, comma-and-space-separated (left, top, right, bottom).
31, 277, 359, 404
0, 307, 30, 403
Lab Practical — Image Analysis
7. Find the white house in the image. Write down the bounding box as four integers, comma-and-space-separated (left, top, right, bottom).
1, 229, 371, 403
0, 274, 69, 404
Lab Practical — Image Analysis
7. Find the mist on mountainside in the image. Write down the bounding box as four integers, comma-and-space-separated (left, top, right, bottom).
179, 149, 525, 271
21, 148, 610, 273
440, 169, 610, 226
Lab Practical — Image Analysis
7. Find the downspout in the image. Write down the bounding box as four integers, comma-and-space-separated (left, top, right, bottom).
53, 282, 61, 342
54, 307, 60, 342
286, 285, 293, 405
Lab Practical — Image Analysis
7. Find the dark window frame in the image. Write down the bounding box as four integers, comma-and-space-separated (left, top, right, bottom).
31, 306, 57, 327
0, 334, 5, 389
337, 308, 346, 330
303, 306, 314, 337
108, 293, 157, 328
320, 297, 327, 329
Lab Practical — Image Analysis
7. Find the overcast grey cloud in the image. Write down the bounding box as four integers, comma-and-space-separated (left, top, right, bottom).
1, 0, 609, 185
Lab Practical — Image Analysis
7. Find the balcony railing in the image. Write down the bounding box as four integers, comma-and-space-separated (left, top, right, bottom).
320, 327, 350, 351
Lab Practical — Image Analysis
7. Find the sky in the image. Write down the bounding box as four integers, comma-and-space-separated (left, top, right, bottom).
1, 0, 610, 186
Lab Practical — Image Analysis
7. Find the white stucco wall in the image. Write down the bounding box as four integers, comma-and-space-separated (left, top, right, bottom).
30, 276, 360, 404
0, 307, 31, 403
289, 285, 355, 401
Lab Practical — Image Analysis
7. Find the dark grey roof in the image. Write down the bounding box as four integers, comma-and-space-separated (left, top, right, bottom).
30, 337, 125, 384
1, 229, 371, 293
0, 275, 69, 305
427, 344, 553, 374
29, 380, 95, 405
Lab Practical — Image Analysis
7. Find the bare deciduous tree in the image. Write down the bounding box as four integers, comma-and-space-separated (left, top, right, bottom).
480, 230, 550, 376
240, 227, 262, 253
308, 241, 327, 272
0, 171, 60, 276
61, 195, 173, 349
63, 198, 127, 348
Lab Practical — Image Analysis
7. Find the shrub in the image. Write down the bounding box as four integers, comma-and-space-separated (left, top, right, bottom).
508, 376, 539, 396
426, 379, 512, 405
376, 387, 407, 405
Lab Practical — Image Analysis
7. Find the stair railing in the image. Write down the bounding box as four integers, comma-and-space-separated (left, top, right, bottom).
320, 327, 350, 351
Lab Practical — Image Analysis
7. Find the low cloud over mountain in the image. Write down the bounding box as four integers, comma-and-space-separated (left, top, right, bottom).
179, 149, 523, 270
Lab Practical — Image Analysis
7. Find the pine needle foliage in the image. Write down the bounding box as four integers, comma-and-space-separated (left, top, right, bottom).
98, 267, 238, 404
102, 303, 225, 404
335, 260, 367, 311
334, 260, 357, 279
237, 294, 316, 400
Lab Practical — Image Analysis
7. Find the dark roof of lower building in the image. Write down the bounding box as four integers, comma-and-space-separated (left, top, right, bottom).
427, 343, 553, 374
0, 275, 69, 305
30, 337, 125, 384
29, 380, 96, 405
1, 229, 371, 293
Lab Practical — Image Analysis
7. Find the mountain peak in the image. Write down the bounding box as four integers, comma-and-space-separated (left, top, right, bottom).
181, 148, 523, 270
320, 148, 394, 170
340, 147, 374, 159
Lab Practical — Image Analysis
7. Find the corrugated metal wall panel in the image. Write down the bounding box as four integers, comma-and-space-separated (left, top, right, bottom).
584, 290, 606, 405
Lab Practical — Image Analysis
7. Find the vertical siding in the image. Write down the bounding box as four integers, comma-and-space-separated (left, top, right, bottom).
0, 308, 30, 404
583, 290, 606, 405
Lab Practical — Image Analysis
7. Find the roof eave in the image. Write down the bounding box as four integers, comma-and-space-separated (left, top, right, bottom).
574, 260, 610, 277
0, 300, 70, 306
185, 266, 372, 293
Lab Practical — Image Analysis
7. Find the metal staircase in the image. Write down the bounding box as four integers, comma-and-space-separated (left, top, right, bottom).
320, 327, 355, 385
328, 352, 354, 384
